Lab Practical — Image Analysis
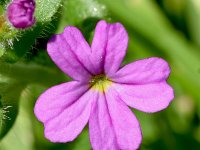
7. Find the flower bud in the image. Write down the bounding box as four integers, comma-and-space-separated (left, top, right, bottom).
7, 0, 36, 29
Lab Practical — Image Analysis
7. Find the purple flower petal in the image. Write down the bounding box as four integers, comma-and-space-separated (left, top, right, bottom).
47, 27, 96, 82
34, 81, 89, 123
110, 57, 170, 84
35, 82, 96, 143
91, 20, 128, 75
89, 92, 119, 150
89, 91, 142, 150
112, 82, 174, 113
7, 0, 35, 29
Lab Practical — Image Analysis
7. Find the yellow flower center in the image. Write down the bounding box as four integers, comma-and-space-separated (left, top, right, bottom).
89, 74, 112, 92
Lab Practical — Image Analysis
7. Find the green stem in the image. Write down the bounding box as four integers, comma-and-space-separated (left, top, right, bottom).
0, 62, 67, 86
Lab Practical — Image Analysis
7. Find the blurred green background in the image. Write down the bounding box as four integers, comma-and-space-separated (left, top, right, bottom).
1, 0, 200, 149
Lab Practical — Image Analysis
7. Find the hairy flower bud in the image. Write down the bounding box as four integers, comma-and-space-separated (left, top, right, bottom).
7, 0, 35, 29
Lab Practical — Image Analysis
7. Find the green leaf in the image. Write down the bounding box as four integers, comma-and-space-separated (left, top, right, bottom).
0, 5, 3, 14
57, 0, 108, 34
0, 0, 10, 6
0, 62, 66, 87
0, 88, 34, 150
62, 0, 107, 24
35, 0, 62, 22
0, 80, 25, 139
186, 0, 200, 48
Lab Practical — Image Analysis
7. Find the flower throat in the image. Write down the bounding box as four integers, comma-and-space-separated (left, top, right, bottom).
89, 74, 112, 92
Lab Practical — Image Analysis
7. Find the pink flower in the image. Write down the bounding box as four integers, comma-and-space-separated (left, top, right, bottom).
34, 20, 174, 150
7, 0, 35, 29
